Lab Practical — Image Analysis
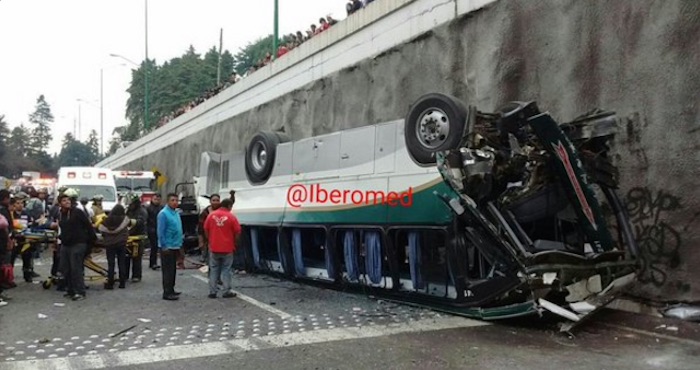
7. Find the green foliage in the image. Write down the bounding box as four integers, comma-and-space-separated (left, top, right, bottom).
123, 45, 236, 141
86, 129, 100, 158
1, 122, 52, 177
232, 34, 274, 75
8, 125, 31, 157
56, 133, 100, 167
0, 115, 10, 175
28, 94, 54, 155
116, 38, 280, 148
1, 100, 96, 178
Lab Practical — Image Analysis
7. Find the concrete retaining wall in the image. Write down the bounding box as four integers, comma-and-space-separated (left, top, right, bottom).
98, 0, 700, 303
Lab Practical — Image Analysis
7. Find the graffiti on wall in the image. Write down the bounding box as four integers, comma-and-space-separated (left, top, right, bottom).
625, 187, 694, 290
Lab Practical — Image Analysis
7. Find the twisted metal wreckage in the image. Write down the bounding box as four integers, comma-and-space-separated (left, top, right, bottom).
195, 93, 641, 332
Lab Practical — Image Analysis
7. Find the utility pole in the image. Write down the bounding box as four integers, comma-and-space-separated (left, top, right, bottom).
78, 103, 82, 141
100, 68, 104, 156
273, 0, 279, 60
144, 0, 150, 131
217, 28, 223, 85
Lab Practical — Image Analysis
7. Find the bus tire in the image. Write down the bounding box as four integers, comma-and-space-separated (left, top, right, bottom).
245, 132, 280, 185
405, 93, 468, 165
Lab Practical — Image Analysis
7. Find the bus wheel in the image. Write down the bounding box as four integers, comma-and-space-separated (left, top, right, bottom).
245, 131, 281, 185
405, 93, 468, 165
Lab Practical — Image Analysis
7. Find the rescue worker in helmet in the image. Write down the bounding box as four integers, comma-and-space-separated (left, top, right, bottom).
91, 195, 105, 218
64, 189, 88, 218
124, 193, 148, 283
80, 197, 95, 220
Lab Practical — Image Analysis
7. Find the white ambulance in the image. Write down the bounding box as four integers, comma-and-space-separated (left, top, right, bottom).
113, 170, 157, 205
56, 167, 119, 213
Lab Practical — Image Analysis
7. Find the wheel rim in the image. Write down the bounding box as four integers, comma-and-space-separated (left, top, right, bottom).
251, 141, 268, 172
416, 107, 450, 150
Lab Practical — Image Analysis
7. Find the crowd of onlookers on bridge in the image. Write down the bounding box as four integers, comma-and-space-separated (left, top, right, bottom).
156, 0, 378, 129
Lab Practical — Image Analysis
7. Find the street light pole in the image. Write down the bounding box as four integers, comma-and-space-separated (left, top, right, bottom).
100, 68, 104, 157
144, 0, 150, 131
273, 0, 279, 60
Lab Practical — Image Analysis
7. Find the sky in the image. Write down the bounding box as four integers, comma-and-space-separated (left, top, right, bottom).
0, 0, 347, 156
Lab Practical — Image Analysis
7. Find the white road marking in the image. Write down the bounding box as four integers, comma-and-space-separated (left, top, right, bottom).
3, 316, 488, 370
190, 274, 293, 320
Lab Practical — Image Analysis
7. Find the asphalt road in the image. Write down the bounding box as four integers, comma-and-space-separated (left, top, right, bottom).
1, 252, 699, 370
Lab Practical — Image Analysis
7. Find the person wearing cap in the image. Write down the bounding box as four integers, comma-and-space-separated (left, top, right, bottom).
125, 193, 148, 283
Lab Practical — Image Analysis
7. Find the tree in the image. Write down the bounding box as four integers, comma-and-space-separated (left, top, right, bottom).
57, 133, 98, 167
106, 126, 126, 156
8, 125, 31, 157
62, 132, 76, 148
233, 34, 275, 75
121, 44, 239, 144
28, 95, 54, 155
86, 129, 100, 158
0, 115, 10, 175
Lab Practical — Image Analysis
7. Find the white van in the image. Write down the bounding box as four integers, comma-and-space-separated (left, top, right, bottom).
56, 166, 119, 213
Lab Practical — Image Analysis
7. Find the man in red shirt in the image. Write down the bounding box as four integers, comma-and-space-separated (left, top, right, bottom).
203, 198, 241, 298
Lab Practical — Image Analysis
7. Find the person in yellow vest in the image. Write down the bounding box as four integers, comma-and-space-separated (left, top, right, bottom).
91, 195, 105, 220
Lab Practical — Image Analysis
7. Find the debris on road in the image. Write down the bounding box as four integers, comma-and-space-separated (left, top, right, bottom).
37, 313, 47, 319
662, 305, 700, 322
110, 325, 138, 338
53, 303, 65, 307
138, 318, 152, 323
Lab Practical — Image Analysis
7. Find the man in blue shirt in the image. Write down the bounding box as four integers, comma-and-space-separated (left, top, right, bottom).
157, 193, 183, 300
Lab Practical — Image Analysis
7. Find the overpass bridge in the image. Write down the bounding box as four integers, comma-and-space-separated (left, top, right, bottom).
98, 0, 700, 305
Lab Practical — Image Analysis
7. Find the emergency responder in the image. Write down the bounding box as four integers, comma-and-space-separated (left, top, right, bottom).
25, 187, 48, 220
125, 193, 147, 282
80, 197, 95, 220
91, 195, 105, 219
10, 192, 40, 282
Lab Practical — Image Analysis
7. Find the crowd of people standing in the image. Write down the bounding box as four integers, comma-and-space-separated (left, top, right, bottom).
0, 187, 242, 306
155, 0, 379, 130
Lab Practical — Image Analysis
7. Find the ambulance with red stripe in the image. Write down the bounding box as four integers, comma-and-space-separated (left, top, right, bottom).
56, 167, 119, 213
113, 170, 157, 205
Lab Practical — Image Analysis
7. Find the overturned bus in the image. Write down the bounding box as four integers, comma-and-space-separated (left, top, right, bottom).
196, 93, 640, 331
